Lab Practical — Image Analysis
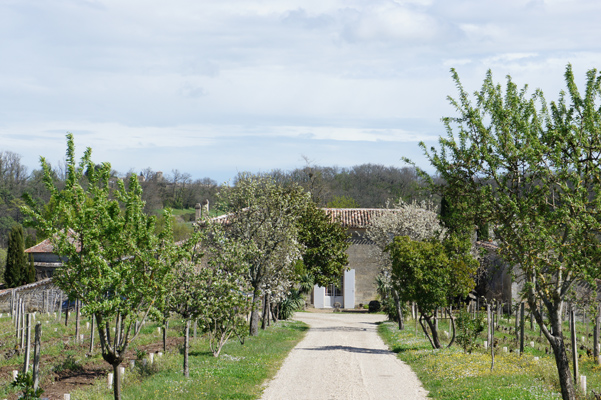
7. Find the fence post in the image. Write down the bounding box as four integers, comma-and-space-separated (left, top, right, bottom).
23, 314, 31, 374
33, 322, 41, 391
20, 302, 26, 351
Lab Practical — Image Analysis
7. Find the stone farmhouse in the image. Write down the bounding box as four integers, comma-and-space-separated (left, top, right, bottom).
313, 208, 394, 309
23, 204, 525, 311
194, 206, 397, 310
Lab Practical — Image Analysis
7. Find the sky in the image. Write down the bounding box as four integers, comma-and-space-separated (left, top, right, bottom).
1, 0, 601, 183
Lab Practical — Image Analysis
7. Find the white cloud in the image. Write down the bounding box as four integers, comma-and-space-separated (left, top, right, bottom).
2, 0, 601, 181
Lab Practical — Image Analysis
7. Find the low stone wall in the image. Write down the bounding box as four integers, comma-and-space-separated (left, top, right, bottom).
0, 279, 66, 313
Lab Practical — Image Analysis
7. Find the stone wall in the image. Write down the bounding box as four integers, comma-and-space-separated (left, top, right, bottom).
0, 279, 66, 313
347, 240, 380, 307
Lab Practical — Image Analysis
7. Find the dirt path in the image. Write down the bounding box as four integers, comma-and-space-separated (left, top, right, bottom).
260, 312, 428, 400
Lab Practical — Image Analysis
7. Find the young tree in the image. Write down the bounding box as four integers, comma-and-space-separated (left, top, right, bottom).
387, 235, 477, 348
5, 224, 27, 287
366, 200, 444, 329
217, 174, 308, 336
417, 65, 601, 400
197, 224, 251, 357
22, 134, 179, 400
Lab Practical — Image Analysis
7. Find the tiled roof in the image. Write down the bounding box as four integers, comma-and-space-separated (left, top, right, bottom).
202, 208, 401, 230
322, 208, 403, 229
25, 229, 80, 254
200, 208, 402, 230
25, 238, 55, 253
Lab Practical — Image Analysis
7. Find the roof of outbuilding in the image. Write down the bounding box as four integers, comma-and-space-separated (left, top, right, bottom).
25, 229, 80, 254
24, 239, 55, 253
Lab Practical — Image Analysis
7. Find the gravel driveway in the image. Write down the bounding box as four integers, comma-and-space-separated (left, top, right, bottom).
260, 312, 428, 400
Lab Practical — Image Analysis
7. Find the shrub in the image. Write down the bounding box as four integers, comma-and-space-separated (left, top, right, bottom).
368, 300, 381, 313
455, 307, 485, 354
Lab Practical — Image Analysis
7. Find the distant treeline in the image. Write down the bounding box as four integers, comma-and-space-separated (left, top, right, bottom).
0, 149, 432, 247
253, 163, 431, 208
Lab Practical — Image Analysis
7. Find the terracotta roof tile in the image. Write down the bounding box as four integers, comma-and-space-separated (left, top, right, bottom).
322, 208, 402, 229
25, 229, 80, 253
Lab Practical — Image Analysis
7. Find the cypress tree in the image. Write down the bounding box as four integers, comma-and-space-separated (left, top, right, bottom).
4, 224, 27, 287
26, 253, 36, 283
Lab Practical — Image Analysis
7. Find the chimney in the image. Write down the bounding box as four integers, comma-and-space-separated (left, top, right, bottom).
195, 203, 202, 222
202, 199, 210, 218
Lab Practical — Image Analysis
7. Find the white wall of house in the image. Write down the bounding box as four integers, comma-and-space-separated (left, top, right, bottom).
343, 269, 355, 309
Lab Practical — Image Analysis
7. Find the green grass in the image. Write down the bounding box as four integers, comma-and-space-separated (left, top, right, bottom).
71, 320, 308, 400
377, 317, 595, 399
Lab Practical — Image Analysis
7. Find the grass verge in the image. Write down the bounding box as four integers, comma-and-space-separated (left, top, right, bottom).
379, 321, 567, 399
71, 320, 308, 400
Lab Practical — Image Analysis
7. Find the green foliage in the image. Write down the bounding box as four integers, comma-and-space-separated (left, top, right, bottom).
26, 254, 35, 283
154, 214, 194, 242
21, 134, 182, 400
388, 235, 476, 315
53, 353, 82, 373
216, 174, 308, 336
276, 290, 305, 320
326, 195, 359, 208
415, 65, 601, 399
5, 224, 27, 287
0, 247, 5, 283
376, 274, 402, 322
455, 308, 485, 354
297, 202, 349, 288
11, 371, 44, 399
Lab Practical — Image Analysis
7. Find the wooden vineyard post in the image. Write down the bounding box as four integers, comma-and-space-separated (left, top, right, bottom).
571, 305, 579, 385
487, 304, 491, 346
15, 299, 21, 348
23, 313, 31, 373
490, 303, 495, 372
33, 322, 41, 391
75, 300, 80, 344
519, 302, 525, 355
20, 302, 26, 351
595, 305, 600, 365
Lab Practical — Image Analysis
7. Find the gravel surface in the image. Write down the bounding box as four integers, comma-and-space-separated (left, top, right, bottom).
260, 312, 428, 400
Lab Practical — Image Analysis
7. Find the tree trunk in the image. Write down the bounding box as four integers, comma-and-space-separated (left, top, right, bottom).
163, 319, 168, 353
89, 317, 95, 354
528, 295, 576, 400
420, 313, 441, 349
447, 307, 456, 348
392, 289, 404, 330
261, 293, 269, 330
249, 290, 261, 336
112, 362, 122, 400
271, 303, 278, 324
183, 319, 190, 378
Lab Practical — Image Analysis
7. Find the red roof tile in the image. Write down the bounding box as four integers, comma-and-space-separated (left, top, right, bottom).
25, 229, 80, 253
322, 208, 402, 229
